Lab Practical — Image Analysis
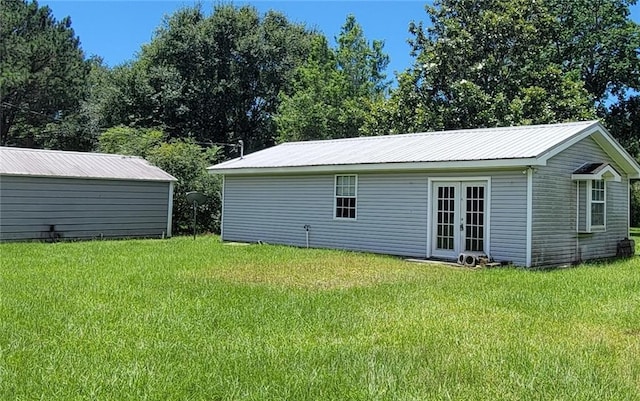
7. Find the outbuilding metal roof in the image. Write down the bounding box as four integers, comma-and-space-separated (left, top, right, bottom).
0, 147, 177, 182
209, 120, 640, 177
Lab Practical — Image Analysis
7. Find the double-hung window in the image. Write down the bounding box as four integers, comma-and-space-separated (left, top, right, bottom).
572, 163, 619, 233
589, 179, 606, 231
335, 175, 357, 219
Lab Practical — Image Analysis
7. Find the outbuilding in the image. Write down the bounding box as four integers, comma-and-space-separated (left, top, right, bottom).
0, 147, 176, 241
208, 121, 640, 267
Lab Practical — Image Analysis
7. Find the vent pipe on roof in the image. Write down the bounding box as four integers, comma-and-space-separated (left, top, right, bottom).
238, 140, 244, 159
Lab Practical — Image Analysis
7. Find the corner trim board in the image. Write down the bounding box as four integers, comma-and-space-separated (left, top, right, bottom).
220, 175, 226, 240
526, 167, 533, 267
167, 181, 174, 238
426, 177, 433, 258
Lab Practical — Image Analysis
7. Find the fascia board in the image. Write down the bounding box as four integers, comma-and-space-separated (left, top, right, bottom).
207, 157, 542, 175
0, 172, 178, 182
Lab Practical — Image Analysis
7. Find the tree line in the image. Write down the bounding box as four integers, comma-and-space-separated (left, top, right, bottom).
2, 0, 639, 231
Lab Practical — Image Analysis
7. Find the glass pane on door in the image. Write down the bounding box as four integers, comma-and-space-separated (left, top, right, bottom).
464, 185, 485, 252
436, 185, 456, 250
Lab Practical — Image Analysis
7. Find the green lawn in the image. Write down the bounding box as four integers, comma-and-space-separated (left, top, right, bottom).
1, 236, 639, 400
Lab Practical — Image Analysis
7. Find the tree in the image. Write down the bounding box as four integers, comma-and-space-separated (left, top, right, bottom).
147, 141, 221, 234
379, 0, 640, 137
546, 0, 640, 105
98, 125, 165, 157
363, 70, 440, 136
100, 4, 315, 155
393, 0, 596, 132
605, 95, 640, 161
0, 0, 89, 147
35, 57, 116, 151
275, 15, 391, 142
275, 35, 344, 142
336, 15, 390, 97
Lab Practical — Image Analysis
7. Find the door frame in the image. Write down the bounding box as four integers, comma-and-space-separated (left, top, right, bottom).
427, 177, 491, 259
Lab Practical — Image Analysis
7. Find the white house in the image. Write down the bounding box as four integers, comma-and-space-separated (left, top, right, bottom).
208, 121, 640, 267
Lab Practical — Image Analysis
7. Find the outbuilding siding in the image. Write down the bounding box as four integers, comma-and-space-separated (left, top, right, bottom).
0, 176, 171, 241
532, 137, 629, 266
223, 170, 528, 263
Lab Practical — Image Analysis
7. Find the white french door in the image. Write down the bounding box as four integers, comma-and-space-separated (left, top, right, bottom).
431, 181, 487, 259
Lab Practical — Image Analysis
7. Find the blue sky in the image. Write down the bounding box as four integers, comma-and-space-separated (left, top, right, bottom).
41, 0, 640, 79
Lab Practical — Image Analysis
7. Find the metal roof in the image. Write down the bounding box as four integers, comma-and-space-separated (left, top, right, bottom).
209, 121, 621, 174
0, 147, 177, 182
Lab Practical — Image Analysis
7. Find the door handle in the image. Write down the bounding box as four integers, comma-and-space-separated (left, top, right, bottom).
460, 223, 464, 231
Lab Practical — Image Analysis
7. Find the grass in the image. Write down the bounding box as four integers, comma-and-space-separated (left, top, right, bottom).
1, 235, 639, 400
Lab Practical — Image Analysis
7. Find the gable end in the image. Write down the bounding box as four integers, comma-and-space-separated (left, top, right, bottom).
537, 122, 640, 178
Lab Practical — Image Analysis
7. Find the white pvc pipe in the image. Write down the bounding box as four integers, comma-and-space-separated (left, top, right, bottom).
304, 225, 310, 248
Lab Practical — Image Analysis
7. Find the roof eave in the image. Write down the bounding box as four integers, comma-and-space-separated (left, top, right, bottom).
0, 172, 178, 182
208, 157, 541, 175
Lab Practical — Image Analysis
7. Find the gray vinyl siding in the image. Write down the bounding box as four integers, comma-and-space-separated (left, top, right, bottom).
222, 170, 528, 263
0, 176, 171, 241
579, 177, 628, 260
577, 181, 587, 233
488, 173, 528, 266
532, 137, 629, 266
223, 173, 428, 257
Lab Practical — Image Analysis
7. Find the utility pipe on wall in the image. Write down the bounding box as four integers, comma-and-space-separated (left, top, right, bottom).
303, 225, 310, 248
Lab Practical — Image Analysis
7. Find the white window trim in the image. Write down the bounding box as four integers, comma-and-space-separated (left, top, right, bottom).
334, 174, 358, 220
586, 179, 606, 232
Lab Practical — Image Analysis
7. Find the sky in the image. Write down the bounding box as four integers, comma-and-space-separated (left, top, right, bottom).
41, 0, 640, 79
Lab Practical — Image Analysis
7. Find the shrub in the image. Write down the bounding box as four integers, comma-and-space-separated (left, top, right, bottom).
147, 140, 221, 234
